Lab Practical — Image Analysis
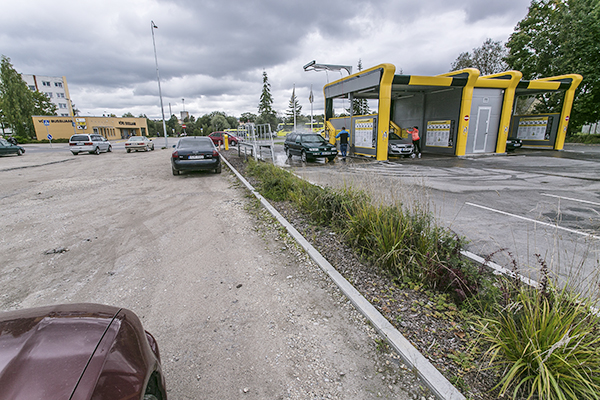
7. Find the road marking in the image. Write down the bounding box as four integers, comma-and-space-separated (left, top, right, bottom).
541, 193, 600, 207
465, 202, 600, 240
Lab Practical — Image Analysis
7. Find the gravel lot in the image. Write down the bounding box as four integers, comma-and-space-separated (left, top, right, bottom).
0, 147, 427, 399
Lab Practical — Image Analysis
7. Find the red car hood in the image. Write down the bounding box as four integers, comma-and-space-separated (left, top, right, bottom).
0, 304, 120, 400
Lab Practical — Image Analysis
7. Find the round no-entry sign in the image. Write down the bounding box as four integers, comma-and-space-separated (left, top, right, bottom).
464, 115, 470, 122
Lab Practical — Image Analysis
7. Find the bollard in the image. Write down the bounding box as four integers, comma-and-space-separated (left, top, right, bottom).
224, 134, 229, 150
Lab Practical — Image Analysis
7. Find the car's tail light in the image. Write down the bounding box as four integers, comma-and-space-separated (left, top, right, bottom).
213, 150, 219, 157
84, 142, 92, 145
172, 151, 178, 158
69, 143, 76, 146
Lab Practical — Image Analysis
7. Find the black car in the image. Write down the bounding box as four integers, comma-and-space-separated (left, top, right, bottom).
0, 138, 25, 156
506, 138, 523, 152
284, 132, 338, 162
171, 136, 221, 175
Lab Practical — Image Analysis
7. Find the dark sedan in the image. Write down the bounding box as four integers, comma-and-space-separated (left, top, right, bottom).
171, 136, 221, 175
0, 303, 167, 400
0, 138, 25, 156
506, 138, 523, 152
284, 132, 337, 162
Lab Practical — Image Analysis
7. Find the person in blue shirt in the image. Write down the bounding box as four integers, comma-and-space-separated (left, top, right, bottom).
336, 127, 349, 160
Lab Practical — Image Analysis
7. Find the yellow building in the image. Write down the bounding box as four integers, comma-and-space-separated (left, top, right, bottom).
32, 116, 149, 141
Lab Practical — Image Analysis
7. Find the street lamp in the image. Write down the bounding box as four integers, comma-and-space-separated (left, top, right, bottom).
151, 20, 168, 149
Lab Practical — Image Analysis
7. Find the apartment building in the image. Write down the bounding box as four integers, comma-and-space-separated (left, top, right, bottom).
21, 74, 73, 117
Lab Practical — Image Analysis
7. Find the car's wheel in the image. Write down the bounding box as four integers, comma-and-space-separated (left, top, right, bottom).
72, 152, 79, 155
126, 149, 131, 153
215, 163, 222, 174
301, 150, 307, 162
286, 148, 292, 158
172, 167, 179, 176
93, 147, 100, 155
107, 145, 112, 152
145, 145, 149, 151
151, 144, 155, 151
17, 149, 23, 156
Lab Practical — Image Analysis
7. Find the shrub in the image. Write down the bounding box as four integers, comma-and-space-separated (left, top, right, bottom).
478, 281, 600, 399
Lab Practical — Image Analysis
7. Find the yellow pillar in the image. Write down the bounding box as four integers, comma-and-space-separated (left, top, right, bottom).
224, 134, 229, 150
376, 64, 396, 161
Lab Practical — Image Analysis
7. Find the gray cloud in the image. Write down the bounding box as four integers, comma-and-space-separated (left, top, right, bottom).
1, 0, 532, 118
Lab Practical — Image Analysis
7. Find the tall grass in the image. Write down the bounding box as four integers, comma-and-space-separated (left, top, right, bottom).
478, 274, 600, 400
244, 158, 600, 397
245, 159, 480, 301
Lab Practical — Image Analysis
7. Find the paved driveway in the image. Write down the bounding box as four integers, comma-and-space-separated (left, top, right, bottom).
281, 145, 600, 289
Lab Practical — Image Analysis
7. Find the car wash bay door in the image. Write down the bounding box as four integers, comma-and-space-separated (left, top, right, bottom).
466, 88, 503, 154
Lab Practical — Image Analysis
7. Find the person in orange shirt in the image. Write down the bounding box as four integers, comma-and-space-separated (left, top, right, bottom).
408, 126, 421, 158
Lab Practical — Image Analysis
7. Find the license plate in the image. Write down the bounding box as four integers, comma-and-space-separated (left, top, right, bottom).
321, 152, 332, 155
189, 155, 205, 159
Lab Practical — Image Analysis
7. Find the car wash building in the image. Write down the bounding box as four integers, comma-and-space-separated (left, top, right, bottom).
32, 115, 149, 141
323, 63, 581, 160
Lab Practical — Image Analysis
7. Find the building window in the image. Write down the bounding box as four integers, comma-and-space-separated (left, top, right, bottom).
45, 92, 53, 98
57, 93, 65, 98
54, 82, 63, 88
61, 113, 69, 116
59, 103, 67, 109
42, 81, 51, 87
28, 85, 36, 91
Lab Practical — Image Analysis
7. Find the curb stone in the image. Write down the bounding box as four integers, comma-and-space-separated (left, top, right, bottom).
222, 156, 466, 400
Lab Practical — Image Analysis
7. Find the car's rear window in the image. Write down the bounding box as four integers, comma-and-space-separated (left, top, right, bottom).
130, 137, 144, 141
178, 138, 213, 149
70, 135, 89, 141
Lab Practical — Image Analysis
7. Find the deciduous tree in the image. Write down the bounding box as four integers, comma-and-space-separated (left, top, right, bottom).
0, 55, 36, 138
450, 39, 508, 75
506, 0, 600, 130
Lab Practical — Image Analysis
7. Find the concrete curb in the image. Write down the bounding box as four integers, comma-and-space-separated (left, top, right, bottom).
222, 156, 465, 400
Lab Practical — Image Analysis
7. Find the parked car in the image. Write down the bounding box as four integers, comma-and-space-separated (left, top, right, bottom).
69, 134, 112, 155
0, 138, 25, 156
0, 303, 167, 400
284, 132, 338, 162
171, 136, 221, 175
506, 138, 523, 152
125, 136, 155, 152
388, 131, 415, 158
208, 131, 241, 146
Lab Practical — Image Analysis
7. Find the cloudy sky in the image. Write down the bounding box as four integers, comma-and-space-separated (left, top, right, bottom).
1, 0, 531, 120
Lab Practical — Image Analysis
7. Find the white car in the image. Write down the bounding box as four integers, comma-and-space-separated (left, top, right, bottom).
69, 134, 112, 155
125, 136, 155, 152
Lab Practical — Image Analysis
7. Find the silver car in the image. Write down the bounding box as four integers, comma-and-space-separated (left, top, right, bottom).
69, 134, 112, 155
388, 131, 415, 158
125, 136, 155, 152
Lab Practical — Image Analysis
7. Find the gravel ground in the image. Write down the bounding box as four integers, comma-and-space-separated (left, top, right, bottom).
223, 150, 502, 400
0, 147, 431, 399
